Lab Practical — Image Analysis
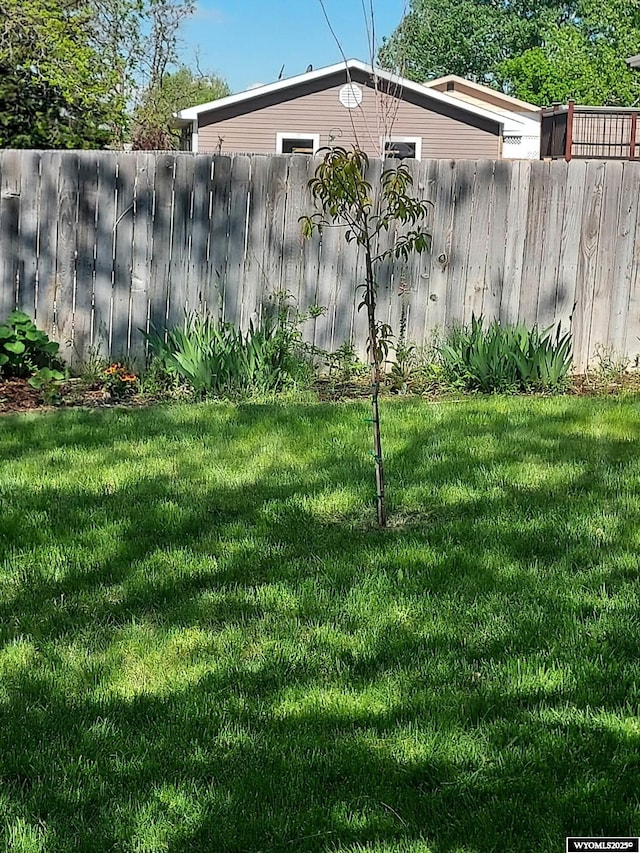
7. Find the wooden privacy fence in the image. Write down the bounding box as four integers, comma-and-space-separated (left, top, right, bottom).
1, 149, 640, 371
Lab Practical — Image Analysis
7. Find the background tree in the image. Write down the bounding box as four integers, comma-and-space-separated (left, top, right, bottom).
0, 0, 124, 147
301, 148, 432, 527
87, 0, 199, 146
378, 0, 559, 84
0, 0, 218, 148
379, 0, 640, 106
497, 0, 640, 106
132, 66, 229, 150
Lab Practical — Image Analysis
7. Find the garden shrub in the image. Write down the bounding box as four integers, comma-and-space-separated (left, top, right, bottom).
144, 305, 314, 397
0, 311, 64, 386
438, 315, 572, 393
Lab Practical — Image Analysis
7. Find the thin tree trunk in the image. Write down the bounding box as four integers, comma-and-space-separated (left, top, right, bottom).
364, 247, 387, 528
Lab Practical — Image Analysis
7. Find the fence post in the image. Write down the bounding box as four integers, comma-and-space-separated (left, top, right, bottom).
565, 101, 575, 162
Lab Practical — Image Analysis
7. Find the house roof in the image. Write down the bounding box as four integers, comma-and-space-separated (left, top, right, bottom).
627, 54, 640, 68
175, 59, 506, 130
423, 74, 540, 113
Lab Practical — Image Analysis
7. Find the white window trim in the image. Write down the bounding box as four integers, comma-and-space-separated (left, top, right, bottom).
381, 136, 422, 161
276, 132, 321, 155
191, 120, 199, 153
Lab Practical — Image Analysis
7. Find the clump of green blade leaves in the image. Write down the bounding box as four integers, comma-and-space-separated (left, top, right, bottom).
438, 315, 572, 393
145, 310, 307, 396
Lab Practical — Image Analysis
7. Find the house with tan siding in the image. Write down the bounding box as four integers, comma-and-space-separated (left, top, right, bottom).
175, 59, 517, 160
422, 75, 541, 159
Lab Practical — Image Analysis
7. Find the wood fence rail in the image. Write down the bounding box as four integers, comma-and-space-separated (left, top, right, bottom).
1, 150, 639, 371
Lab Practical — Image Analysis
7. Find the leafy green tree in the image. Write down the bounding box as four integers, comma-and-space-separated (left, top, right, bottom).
378, 0, 559, 84
379, 0, 640, 105
0, 0, 204, 148
301, 148, 432, 527
132, 67, 229, 149
497, 1, 640, 105
0, 0, 125, 147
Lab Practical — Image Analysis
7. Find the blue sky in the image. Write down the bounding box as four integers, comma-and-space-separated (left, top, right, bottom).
180, 1, 408, 93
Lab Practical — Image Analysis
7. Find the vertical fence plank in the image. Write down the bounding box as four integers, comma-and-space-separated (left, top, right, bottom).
73, 153, 99, 368
464, 159, 494, 323
501, 160, 531, 324
225, 154, 251, 327
445, 160, 476, 328
420, 159, 454, 346
261, 155, 289, 311
0, 150, 22, 317
314, 198, 344, 355
386, 157, 422, 353
129, 153, 155, 363
16, 150, 41, 321
166, 154, 195, 330
588, 160, 623, 363
111, 155, 137, 359
572, 161, 605, 371
556, 160, 586, 343
297, 156, 324, 352
518, 160, 549, 327
281, 155, 310, 319
54, 152, 79, 355
613, 162, 640, 360
208, 155, 232, 321
623, 211, 640, 365
401, 158, 433, 348
93, 153, 117, 359
483, 158, 511, 323
536, 160, 568, 330
241, 155, 270, 327
373, 159, 398, 340
36, 152, 62, 343
149, 153, 175, 334
187, 155, 214, 315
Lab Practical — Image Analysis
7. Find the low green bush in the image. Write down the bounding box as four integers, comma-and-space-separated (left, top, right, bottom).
144, 308, 313, 397
0, 310, 65, 386
438, 315, 572, 393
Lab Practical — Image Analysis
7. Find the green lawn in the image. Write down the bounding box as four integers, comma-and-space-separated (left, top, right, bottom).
1, 396, 639, 853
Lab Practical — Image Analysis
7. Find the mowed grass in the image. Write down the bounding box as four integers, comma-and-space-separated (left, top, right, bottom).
1, 396, 639, 853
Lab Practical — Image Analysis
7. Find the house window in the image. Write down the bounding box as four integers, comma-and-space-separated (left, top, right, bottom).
383, 137, 422, 160
276, 133, 320, 155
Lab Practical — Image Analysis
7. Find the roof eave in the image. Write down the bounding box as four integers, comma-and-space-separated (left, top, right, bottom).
175, 58, 503, 130
423, 74, 541, 113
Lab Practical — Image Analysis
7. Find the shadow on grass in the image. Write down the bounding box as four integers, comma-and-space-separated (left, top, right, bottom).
0, 398, 639, 851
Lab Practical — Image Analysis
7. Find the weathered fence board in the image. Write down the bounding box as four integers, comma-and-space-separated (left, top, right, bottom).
74, 154, 99, 367
37, 152, 62, 342
612, 163, 640, 360
574, 161, 606, 371
0, 150, 21, 318
501, 159, 531, 325
112, 154, 136, 359
1, 149, 640, 371
16, 150, 40, 321
419, 159, 452, 344
445, 159, 476, 329
130, 153, 154, 360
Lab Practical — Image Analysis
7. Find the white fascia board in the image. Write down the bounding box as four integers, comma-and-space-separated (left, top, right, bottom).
175, 58, 504, 130
424, 74, 541, 113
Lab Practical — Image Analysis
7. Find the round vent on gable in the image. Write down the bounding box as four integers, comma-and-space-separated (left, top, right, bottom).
339, 83, 363, 109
